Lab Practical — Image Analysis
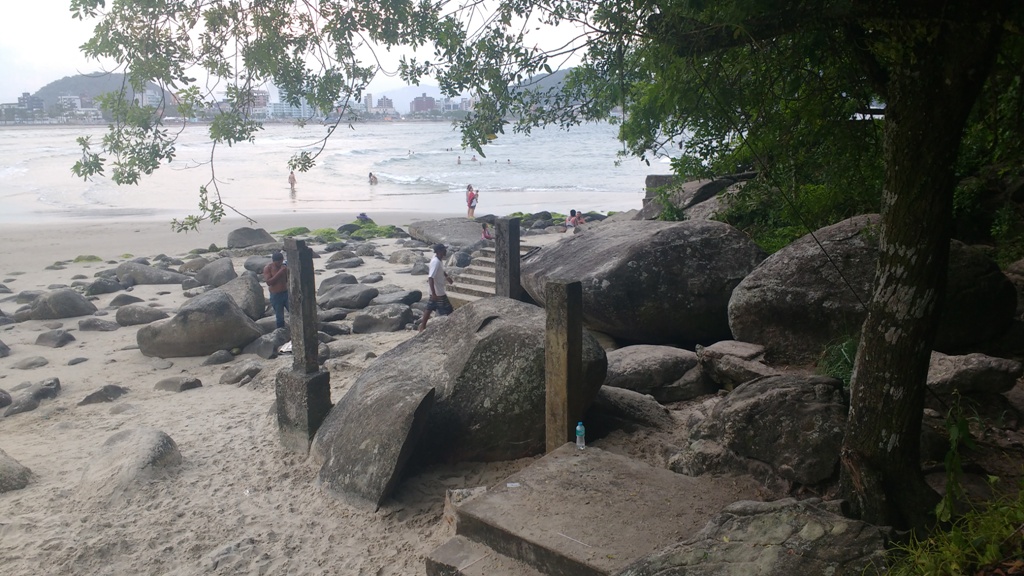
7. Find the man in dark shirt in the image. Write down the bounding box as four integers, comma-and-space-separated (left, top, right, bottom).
263, 252, 289, 329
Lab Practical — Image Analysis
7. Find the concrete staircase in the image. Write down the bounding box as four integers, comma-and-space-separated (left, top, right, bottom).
425, 444, 763, 576
447, 244, 538, 308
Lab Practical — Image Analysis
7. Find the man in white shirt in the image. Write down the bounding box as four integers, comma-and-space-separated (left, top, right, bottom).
419, 244, 454, 331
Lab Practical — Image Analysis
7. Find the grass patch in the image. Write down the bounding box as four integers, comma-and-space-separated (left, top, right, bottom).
73, 255, 103, 263
883, 482, 1024, 576
310, 228, 340, 243
817, 335, 858, 388
272, 226, 311, 237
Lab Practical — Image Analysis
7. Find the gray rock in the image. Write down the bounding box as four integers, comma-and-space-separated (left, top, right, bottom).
410, 262, 429, 275
178, 257, 210, 274
605, 345, 712, 403
30, 288, 98, 320
4, 378, 61, 417
358, 272, 384, 284
242, 327, 290, 359
317, 284, 379, 310
79, 317, 121, 332
202, 350, 235, 366
388, 248, 428, 265
0, 448, 32, 493
108, 293, 145, 307
11, 356, 48, 370
15, 290, 44, 304
696, 340, 778, 391
220, 358, 264, 385
35, 329, 76, 348
635, 177, 739, 221
617, 498, 886, 576
78, 428, 181, 502
0, 339, 9, 358
227, 227, 276, 249
85, 277, 124, 296
521, 220, 766, 346
371, 290, 422, 306
326, 257, 364, 269
155, 376, 203, 392
318, 309, 349, 323
244, 255, 273, 273
116, 304, 169, 326
209, 273, 266, 321
78, 384, 130, 405
311, 297, 608, 506
116, 262, 189, 285
137, 291, 262, 358
195, 257, 237, 287
729, 215, 1018, 363
591, 386, 676, 429
672, 375, 846, 485
0, 389, 10, 408
928, 352, 1024, 395
317, 273, 358, 295
350, 304, 415, 334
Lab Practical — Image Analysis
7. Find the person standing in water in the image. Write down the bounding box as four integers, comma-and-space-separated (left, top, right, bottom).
466, 184, 478, 218
288, 170, 297, 191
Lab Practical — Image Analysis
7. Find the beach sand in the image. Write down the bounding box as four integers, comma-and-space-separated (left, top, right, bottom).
0, 212, 576, 575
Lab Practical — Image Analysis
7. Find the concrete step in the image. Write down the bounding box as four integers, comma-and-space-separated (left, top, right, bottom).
473, 256, 496, 267
457, 274, 496, 289
426, 535, 544, 576
448, 284, 494, 299
464, 265, 495, 278
445, 444, 763, 576
447, 291, 486, 309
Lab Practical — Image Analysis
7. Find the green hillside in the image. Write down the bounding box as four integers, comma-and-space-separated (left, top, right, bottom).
33, 73, 174, 110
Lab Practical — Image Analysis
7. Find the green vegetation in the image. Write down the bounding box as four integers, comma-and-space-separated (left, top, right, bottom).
73, 255, 103, 263
816, 336, 858, 389
347, 221, 403, 240
272, 227, 311, 237
884, 481, 1024, 576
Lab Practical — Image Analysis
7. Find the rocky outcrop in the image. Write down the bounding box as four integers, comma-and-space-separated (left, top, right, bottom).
0, 448, 32, 493
618, 498, 887, 576
406, 218, 488, 252
116, 262, 189, 285
137, 291, 262, 357
729, 214, 1018, 363
928, 352, 1023, 395
209, 273, 265, 321
350, 304, 415, 333
29, 288, 98, 320
195, 256, 237, 287
604, 345, 711, 403
696, 340, 778, 391
116, 305, 169, 326
227, 227, 276, 249
670, 375, 847, 486
521, 220, 766, 346
312, 297, 607, 506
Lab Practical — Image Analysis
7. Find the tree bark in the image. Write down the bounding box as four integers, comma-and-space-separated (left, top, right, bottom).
840, 19, 1003, 529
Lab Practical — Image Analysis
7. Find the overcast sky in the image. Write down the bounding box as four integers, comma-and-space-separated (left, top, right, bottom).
0, 0, 430, 104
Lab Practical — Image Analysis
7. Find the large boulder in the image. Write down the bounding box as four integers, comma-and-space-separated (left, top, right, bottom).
312, 297, 607, 505
928, 352, 1024, 395
116, 262, 189, 285
350, 304, 415, 333
729, 214, 1018, 364
137, 291, 262, 357
78, 428, 182, 503
604, 345, 711, 403
670, 375, 847, 485
116, 304, 169, 326
521, 220, 766, 346
227, 227, 275, 249
195, 256, 237, 287
210, 273, 266, 321
317, 284, 379, 310
617, 498, 887, 576
29, 288, 98, 320
407, 218, 487, 252
0, 448, 32, 493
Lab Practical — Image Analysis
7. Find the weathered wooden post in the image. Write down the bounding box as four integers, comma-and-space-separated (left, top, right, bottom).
494, 217, 522, 301
275, 238, 332, 454
545, 280, 584, 453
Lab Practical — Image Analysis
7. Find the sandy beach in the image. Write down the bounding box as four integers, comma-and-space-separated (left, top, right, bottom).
0, 212, 572, 575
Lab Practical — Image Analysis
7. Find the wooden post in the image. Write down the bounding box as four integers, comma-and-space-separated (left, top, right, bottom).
283, 238, 319, 374
275, 238, 331, 454
545, 280, 583, 453
494, 217, 522, 301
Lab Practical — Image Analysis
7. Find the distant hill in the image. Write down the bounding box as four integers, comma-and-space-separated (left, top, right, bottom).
33, 73, 174, 110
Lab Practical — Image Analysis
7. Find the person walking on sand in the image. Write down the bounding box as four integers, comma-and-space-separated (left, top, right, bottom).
466, 184, 478, 218
263, 252, 289, 329
419, 244, 454, 332
288, 170, 297, 191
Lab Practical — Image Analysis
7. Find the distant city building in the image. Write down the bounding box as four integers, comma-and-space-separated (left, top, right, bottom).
375, 95, 394, 111
17, 92, 43, 111
410, 93, 436, 114
364, 92, 373, 112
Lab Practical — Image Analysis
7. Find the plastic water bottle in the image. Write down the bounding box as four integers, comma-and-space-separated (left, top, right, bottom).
575, 421, 586, 450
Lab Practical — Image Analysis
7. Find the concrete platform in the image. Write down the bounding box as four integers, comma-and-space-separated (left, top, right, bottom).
435, 444, 762, 575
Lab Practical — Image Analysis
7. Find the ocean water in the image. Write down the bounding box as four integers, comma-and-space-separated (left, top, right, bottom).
0, 121, 669, 224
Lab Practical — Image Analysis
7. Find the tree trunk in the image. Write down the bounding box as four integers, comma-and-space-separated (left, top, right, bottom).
840, 20, 1003, 529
